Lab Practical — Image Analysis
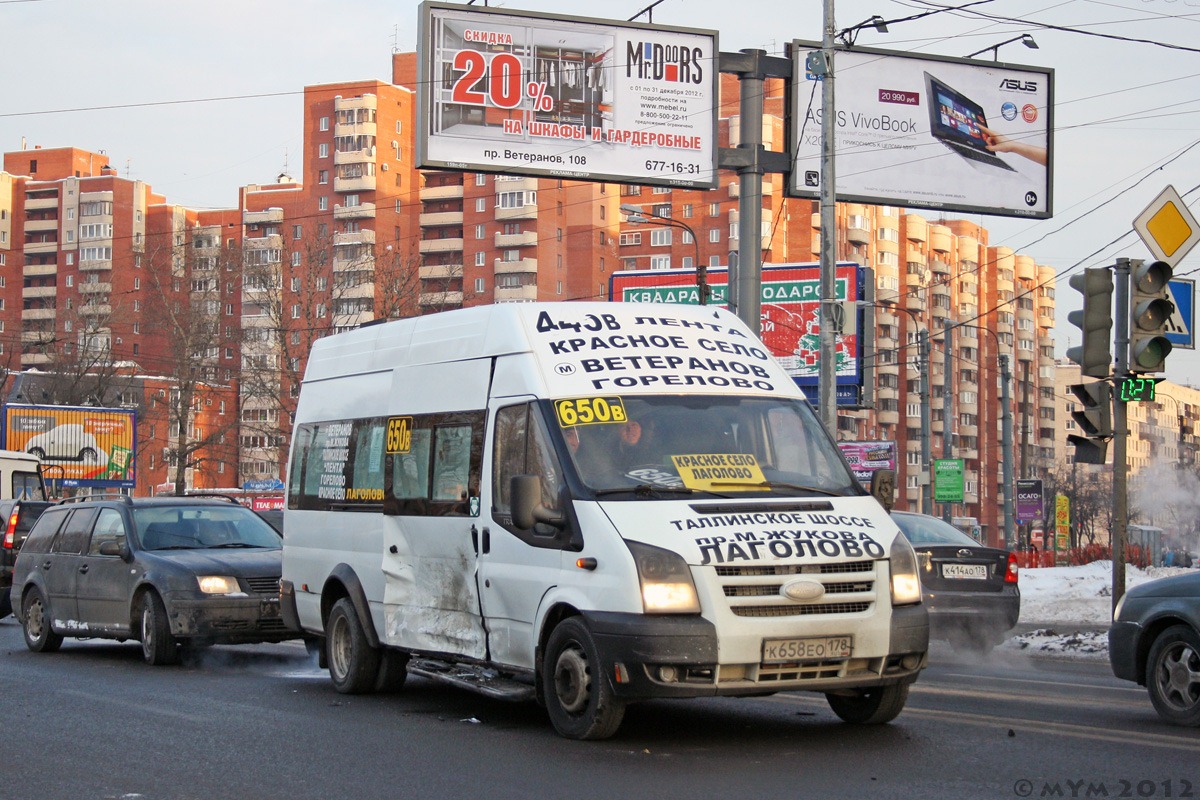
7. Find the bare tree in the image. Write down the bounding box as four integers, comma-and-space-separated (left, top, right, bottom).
143, 229, 243, 495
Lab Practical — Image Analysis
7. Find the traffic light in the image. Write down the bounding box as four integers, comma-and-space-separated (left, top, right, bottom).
1128, 259, 1174, 373
1067, 381, 1112, 465
1065, 268, 1114, 379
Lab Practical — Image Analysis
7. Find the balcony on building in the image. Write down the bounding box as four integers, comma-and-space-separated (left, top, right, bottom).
727, 179, 774, 198
21, 307, 56, 322
334, 201, 376, 220
418, 264, 462, 281
419, 237, 464, 255
495, 230, 538, 248
78, 281, 113, 295
23, 263, 57, 278
334, 147, 374, 166
334, 95, 378, 136
1014, 254, 1037, 282
334, 230, 375, 247
904, 216, 928, 243
495, 175, 540, 194
243, 208, 284, 226
23, 238, 57, 254
334, 173, 377, 193
495, 285, 539, 303
495, 202, 538, 221
419, 210, 464, 228
419, 290, 465, 308
79, 258, 112, 273
20, 330, 56, 346
24, 195, 58, 211
23, 218, 58, 233
21, 286, 56, 300
495, 257, 537, 275
929, 225, 952, 255
79, 303, 113, 318
930, 257, 951, 276
419, 183, 464, 201
877, 408, 900, 425
20, 352, 51, 367
244, 234, 283, 249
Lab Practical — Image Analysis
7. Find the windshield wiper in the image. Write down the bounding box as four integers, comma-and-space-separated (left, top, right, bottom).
592, 483, 695, 498
709, 480, 845, 497
206, 542, 260, 549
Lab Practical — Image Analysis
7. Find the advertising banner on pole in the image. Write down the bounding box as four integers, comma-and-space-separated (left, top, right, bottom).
1015, 478, 1044, 524
610, 262, 865, 401
789, 42, 1054, 219
933, 458, 964, 503
837, 440, 897, 486
3, 404, 137, 489
418, 2, 719, 188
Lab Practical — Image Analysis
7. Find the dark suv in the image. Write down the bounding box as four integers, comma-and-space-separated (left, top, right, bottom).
0, 499, 53, 618
10, 495, 296, 665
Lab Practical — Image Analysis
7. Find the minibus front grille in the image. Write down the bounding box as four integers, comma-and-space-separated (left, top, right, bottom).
711, 560, 879, 618
730, 601, 872, 617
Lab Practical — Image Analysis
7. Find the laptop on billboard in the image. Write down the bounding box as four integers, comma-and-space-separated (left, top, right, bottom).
924, 71, 1016, 172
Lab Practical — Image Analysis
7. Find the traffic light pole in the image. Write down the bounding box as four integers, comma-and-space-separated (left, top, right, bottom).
1112, 257, 1131, 611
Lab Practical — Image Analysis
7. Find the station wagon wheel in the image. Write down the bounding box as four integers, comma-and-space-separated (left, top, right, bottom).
326, 598, 381, 694
139, 591, 180, 666
21, 587, 63, 653
542, 617, 626, 740
826, 682, 910, 724
1146, 625, 1200, 727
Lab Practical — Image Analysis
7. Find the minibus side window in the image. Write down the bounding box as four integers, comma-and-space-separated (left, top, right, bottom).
492, 403, 565, 541
351, 420, 386, 496
432, 425, 472, 502
287, 426, 313, 508
384, 411, 484, 516
393, 429, 431, 500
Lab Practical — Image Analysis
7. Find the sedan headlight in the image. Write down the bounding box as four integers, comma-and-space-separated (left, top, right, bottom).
197, 575, 244, 596
889, 535, 922, 606
626, 540, 700, 614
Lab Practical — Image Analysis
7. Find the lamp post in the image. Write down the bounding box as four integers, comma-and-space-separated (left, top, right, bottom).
965, 34, 1039, 61
959, 323, 1015, 550
620, 204, 708, 304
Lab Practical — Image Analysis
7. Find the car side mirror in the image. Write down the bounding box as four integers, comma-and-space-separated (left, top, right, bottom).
870, 469, 896, 512
98, 540, 130, 561
510, 475, 566, 530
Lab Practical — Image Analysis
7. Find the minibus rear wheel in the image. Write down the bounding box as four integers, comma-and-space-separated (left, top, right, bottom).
542, 617, 626, 740
327, 597, 381, 694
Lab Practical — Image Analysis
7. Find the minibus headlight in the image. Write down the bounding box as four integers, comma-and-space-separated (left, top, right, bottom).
626, 541, 700, 614
889, 535, 922, 606
197, 575, 244, 596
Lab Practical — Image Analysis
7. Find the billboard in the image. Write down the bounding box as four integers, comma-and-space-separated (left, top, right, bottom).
838, 440, 896, 486
610, 262, 865, 402
4, 404, 136, 488
790, 42, 1053, 219
417, 2, 719, 188
1016, 478, 1044, 524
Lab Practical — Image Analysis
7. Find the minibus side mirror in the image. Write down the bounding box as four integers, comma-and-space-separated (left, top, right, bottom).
870, 468, 896, 512
511, 475, 566, 530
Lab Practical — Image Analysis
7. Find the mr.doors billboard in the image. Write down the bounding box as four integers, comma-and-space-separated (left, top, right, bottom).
4, 404, 136, 488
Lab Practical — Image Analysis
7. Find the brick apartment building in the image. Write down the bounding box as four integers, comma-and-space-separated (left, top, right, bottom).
0, 51, 1061, 546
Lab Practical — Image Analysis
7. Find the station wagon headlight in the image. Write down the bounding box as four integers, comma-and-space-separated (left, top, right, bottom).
889, 535, 923, 606
197, 575, 243, 595
626, 540, 700, 614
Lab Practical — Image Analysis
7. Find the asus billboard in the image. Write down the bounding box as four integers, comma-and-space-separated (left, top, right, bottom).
790, 43, 1054, 219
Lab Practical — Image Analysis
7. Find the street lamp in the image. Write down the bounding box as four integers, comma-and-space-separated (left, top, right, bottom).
965, 33, 1039, 61
619, 204, 709, 305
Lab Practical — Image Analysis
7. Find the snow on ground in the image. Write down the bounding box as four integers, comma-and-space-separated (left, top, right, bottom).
997, 561, 1193, 660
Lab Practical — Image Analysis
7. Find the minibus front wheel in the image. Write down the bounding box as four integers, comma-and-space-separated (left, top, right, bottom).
543, 617, 626, 740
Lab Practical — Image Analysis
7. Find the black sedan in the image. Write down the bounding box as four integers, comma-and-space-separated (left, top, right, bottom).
10, 495, 296, 665
1109, 570, 1200, 727
892, 511, 1020, 653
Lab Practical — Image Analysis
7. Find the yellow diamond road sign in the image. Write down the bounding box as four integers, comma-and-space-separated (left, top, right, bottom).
1133, 185, 1200, 267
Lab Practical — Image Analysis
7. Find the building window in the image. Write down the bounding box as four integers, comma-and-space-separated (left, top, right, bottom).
475, 277, 485, 293
475, 224, 485, 240
650, 255, 671, 270
619, 232, 641, 246
475, 251, 485, 266
709, 228, 721, 243
475, 197, 486, 213
475, 173, 486, 186
319, 143, 329, 158
650, 229, 672, 246
319, 197, 329, 211
320, 116, 329, 131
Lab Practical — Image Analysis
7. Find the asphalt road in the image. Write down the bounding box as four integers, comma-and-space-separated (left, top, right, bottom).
1, 616, 1196, 800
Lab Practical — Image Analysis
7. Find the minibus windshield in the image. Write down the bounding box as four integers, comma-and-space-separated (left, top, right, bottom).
549, 395, 861, 498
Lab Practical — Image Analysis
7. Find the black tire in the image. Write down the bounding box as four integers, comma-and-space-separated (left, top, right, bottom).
374, 649, 410, 693
827, 682, 910, 724
1146, 625, 1200, 727
139, 591, 180, 666
542, 617, 626, 740
21, 588, 63, 653
326, 597, 380, 694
